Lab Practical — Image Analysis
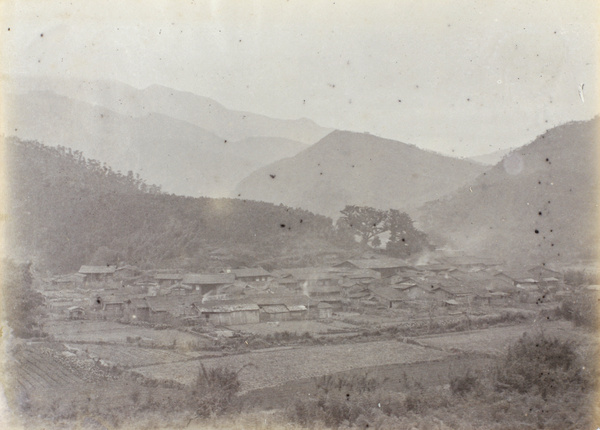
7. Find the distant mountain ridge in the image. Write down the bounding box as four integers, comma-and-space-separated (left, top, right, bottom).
234, 130, 488, 218
417, 117, 600, 265
6, 76, 332, 144
2, 82, 317, 197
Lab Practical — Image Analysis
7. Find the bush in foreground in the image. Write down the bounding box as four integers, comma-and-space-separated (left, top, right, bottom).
189, 365, 241, 418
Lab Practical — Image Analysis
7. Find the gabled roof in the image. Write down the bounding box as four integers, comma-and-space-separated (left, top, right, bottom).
154, 273, 183, 281
308, 284, 342, 294
229, 268, 271, 278
170, 283, 193, 291
391, 282, 419, 290
129, 298, 149, 308
182, 273, 235, 285
371, 286, 406, 301
144, 296, 173, 312
259, 304, 289, 314
527, 266, 562, 276
344, 269, 381, 279
340, 258, 409, 270
274, 268, 340, 281
415, 264, 456, 272
253, 294, 314, 307
79, 265, 117, 275
200, 303, 260, 313
515, 278, 539, 284
317, 302, 334, 309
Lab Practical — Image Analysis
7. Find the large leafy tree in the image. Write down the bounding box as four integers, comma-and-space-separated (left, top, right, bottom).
338, 205, 429, 256
338, 205, 389, 246
385, 209, 430, 257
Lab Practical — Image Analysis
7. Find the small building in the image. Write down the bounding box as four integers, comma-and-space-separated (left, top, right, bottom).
527, 265, 563, 281
200, 304, 260, 325
126, 298, 151, 321
287, 305, 308, 320
371, 286, 406, 309
102, 301, 124, 318
317, 302, 334, 319
169, 283, 194, 295
258, 304, 290, 322
342, 269, 381, 283
154, 273, 184, 288
335, 258, 410, 278
182, 273, 236, 294
51, 273, 86, 288
78, 265, 117, 283
515, 278, 540, 291
67, 306, 86, 320
145, 297, 172, 324
114, 265, 141, 280
229, 268, 272, 283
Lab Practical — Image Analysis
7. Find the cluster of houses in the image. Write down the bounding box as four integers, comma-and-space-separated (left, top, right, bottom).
43, 257, 572, 327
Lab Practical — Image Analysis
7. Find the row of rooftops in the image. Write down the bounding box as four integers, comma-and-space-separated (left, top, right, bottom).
76, 259, 564, 287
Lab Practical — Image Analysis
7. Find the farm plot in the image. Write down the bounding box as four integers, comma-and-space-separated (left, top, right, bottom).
229, 319, 357, 336
66, 343, 194, 368
7, 346, 86, 396
416, 320, 581, 355
133, 340, 450, 393
44, 320, 206, 347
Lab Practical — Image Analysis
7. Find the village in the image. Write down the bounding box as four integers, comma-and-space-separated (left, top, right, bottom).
43, 257, 574, 328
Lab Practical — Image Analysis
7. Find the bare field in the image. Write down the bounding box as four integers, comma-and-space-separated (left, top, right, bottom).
228, 319, 358, 336
132, 340, 450, 393
44, 320, 206, 347
65, 343, 195, 368
416, 320, 587, 355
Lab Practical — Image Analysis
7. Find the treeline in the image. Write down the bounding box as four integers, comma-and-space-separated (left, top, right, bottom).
5, 138, 353, 272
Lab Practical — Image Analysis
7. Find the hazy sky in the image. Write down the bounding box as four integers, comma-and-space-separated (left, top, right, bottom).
1, 0, 599, 156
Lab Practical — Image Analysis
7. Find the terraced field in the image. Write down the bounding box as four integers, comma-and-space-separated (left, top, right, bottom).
8, 347, 86, 395
133, 340, 450, 393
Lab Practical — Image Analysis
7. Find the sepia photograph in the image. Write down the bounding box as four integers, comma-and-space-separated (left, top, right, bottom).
1, 1, 599, 429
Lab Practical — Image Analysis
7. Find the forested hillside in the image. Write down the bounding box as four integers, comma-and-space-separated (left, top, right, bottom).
417, 118, 600, 265
5, 138, 352, 273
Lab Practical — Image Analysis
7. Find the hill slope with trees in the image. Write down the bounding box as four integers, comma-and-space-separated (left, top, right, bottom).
4, 138, 353, 273
417, 118, 600, 265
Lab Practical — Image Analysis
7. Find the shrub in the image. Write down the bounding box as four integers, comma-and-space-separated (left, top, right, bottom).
494, 333, 582, 399
189, 364, 241, 417
563, 269, 597, 286
450, 369, 480, 396
556, 293, 597, 328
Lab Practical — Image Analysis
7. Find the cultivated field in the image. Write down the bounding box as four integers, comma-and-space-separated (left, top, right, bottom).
417, 319, 590, 355
133, 340, 451, 392
228, 319, 358, 336
64, 343, 198, 368
44, 320, 206, 347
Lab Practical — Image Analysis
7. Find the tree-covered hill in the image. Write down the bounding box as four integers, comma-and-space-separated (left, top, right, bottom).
417, 117, 600, 266
4, 138, 353, 273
